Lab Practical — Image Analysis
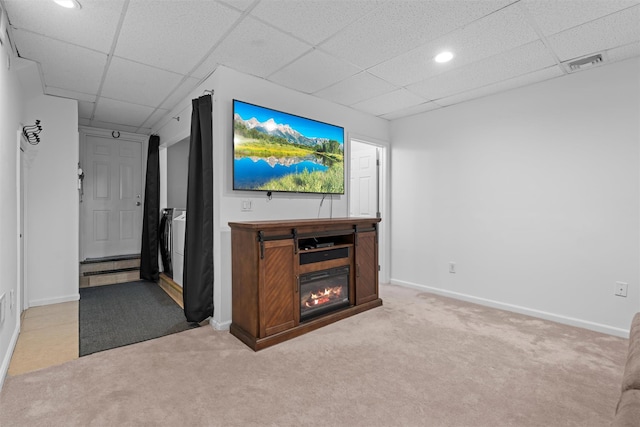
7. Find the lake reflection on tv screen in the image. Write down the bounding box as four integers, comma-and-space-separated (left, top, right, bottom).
234, 157, 328, 190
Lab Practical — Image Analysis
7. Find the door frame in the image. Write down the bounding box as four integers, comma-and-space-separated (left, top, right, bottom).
78, 127, 148, 261
348, 135, 390, 284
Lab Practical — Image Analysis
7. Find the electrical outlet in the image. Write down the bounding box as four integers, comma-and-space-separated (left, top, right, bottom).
615, 281, 628, 297
449, 262, 456, 274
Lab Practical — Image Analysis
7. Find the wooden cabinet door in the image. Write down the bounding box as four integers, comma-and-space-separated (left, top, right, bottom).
354, 230, 378, 305
259, 239, 297, 337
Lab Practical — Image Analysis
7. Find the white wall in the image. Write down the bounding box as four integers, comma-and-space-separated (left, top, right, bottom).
155, 65, 389, 328
0, 33, 25, 389
390, 58, 640, 336
24, 95, 79, 306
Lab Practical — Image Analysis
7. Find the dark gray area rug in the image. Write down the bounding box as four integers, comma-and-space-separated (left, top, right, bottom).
79, 280, 195, 356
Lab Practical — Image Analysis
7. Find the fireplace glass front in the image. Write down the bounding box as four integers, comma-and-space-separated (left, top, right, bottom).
299, 266, 350, 322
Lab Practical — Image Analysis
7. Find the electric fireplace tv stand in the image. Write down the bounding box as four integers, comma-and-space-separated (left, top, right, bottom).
229, 217, 382, 351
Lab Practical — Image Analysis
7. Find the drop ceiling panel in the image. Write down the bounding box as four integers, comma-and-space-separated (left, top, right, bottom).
212, 16, 311, 78
351, 88, 426, 116
522, 0, 639, 36
140, 107, 171, 130
269, 50, 360, 94
159, 76, 201, 111
607, 41, 640, 62
45, 87, 96, 103
381, 102, 442, 120
250, 0, 383, 45
101, 57, 185, 107
408, 41, 557, 100
90, 120, 145, 134
320, 0, 514, 68
191, 56, 220, 80
547, 6, 640, 61
115, 0, 242, 75
314, 71, 397, 106
13, 30, 106, 95
3, 0, 124, 52
78, 101, 95, 119
434, 66, 564, 107
369, 2, 539, 86
218, 0, 256, 12
93, 98, 157, 128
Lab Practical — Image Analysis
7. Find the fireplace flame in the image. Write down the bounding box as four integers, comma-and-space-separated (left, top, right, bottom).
304, 286, 343, 308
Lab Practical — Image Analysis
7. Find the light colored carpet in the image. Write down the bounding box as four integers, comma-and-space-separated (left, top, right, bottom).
0, 284, 628, 426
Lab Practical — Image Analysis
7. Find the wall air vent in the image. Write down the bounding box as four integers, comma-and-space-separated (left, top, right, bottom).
563, 53, 605, 73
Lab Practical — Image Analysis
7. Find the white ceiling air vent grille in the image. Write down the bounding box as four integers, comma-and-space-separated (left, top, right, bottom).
562, 53, 606, 73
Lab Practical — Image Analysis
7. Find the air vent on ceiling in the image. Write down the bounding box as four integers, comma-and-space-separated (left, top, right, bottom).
563, 53, 605, 73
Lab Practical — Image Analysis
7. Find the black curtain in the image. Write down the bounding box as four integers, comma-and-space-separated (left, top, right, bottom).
183, 95, 214, 323
140, 135, 160, 281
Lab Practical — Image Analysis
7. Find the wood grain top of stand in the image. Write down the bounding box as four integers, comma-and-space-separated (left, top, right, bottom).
228, 217, 381, 231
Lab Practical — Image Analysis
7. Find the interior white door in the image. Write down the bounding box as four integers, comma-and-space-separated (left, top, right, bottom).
350, 140, 379, 218
81, 135, 143, 260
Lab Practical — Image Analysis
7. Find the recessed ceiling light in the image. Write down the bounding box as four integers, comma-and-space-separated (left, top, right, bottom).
53, 0, 82, 9
435, 51, 454, 63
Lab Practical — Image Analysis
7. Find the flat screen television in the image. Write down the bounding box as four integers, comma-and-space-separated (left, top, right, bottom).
233, 99, 345, 195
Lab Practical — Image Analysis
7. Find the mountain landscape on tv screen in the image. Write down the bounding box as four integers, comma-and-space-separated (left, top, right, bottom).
233, 105, 344, 194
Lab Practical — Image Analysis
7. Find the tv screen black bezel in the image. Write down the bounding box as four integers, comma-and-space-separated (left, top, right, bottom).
232, 99, 345, 195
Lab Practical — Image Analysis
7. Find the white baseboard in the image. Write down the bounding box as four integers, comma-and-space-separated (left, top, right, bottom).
0, 321, 20, 392
210, 318, 231, 331
29, 293, 80, 308
389, 279, 630, 338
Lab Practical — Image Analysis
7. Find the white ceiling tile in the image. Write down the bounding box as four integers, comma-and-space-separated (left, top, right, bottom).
45, 87, 96, 103
94, 98, 157, 128
212, 16, 311, 78
381, 102, 442, 120
351, 89, 427, 116
314, 71, 397, 106
547, 5, 640, 61
251, 0, 383, 45
434, 66, 564, 107
407, 41, 557, 100
369, 2, 540, 86
115, 0, 242, 75
89, 120, 145, 134
320, 0, 514, 68
522, 0, 639, 36
102, 57, 184, 107
140, 108, 171, 130
4, 0, 124, 52
160, 77, 202, 111
13, 29, 106, 94
218, 0, 256, 12
78, 101, 95, 119
191, 55, 219, 80
606, 41, 640, 63
268, 50, 360, 93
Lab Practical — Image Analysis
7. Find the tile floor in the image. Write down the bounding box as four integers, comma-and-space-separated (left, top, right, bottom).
8, 301, 78, 376
8, 282, 182, 376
